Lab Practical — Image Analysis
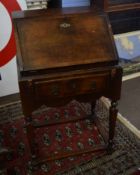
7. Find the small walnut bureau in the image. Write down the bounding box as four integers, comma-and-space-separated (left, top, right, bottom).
12, 7, 122, 168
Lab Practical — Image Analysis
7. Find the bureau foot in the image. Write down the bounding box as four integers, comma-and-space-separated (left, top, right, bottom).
107, 140, 114, 154
107, 101, 118, 154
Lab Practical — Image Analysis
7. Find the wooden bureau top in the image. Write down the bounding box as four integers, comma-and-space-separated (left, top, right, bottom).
13, 8, 118, 74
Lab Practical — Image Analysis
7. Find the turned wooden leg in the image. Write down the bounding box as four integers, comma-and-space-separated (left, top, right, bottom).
108, 101, 118, 154
26, 116, 37, 159
91, 100, 96, 116
89, 100, 96, 121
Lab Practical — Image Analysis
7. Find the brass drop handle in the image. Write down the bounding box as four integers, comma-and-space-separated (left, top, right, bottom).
71, 82, 76, 89
51, 85, 60, 96
69, 80, 77, 91
90, 81, 96, 90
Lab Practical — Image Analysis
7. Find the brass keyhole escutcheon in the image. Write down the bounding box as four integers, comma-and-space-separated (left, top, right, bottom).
69, 80, 77, 90
60, 22, 71, 28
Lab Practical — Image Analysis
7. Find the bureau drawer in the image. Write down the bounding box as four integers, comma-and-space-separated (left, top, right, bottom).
33, 73, 110, 100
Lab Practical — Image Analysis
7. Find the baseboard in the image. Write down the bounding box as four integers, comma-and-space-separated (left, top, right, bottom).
101, 97, 140, 138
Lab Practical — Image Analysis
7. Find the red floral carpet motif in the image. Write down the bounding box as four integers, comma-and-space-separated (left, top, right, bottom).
0, 101, 104, 175
0, 118, 30, 175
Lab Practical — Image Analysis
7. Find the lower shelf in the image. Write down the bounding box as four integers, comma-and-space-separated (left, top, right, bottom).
31, 117, 107, 174
28, 101, 109, 174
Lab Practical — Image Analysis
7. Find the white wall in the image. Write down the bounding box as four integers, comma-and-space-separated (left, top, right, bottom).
0, 0, 27, 97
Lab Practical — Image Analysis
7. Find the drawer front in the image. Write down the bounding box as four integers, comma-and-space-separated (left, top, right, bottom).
33, 73, 110, 100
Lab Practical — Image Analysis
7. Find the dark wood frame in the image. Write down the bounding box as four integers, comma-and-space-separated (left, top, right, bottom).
93, 0, 140, 12
93, 0, 140, 34
103, 0, 140, 12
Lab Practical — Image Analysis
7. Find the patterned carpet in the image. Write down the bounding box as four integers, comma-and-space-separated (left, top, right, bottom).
0, 100, 140, 175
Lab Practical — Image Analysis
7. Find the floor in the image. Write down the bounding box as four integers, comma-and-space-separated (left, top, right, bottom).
0, 93, 20, 105
0, 77, 140, 130
118, 76, 140, 130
